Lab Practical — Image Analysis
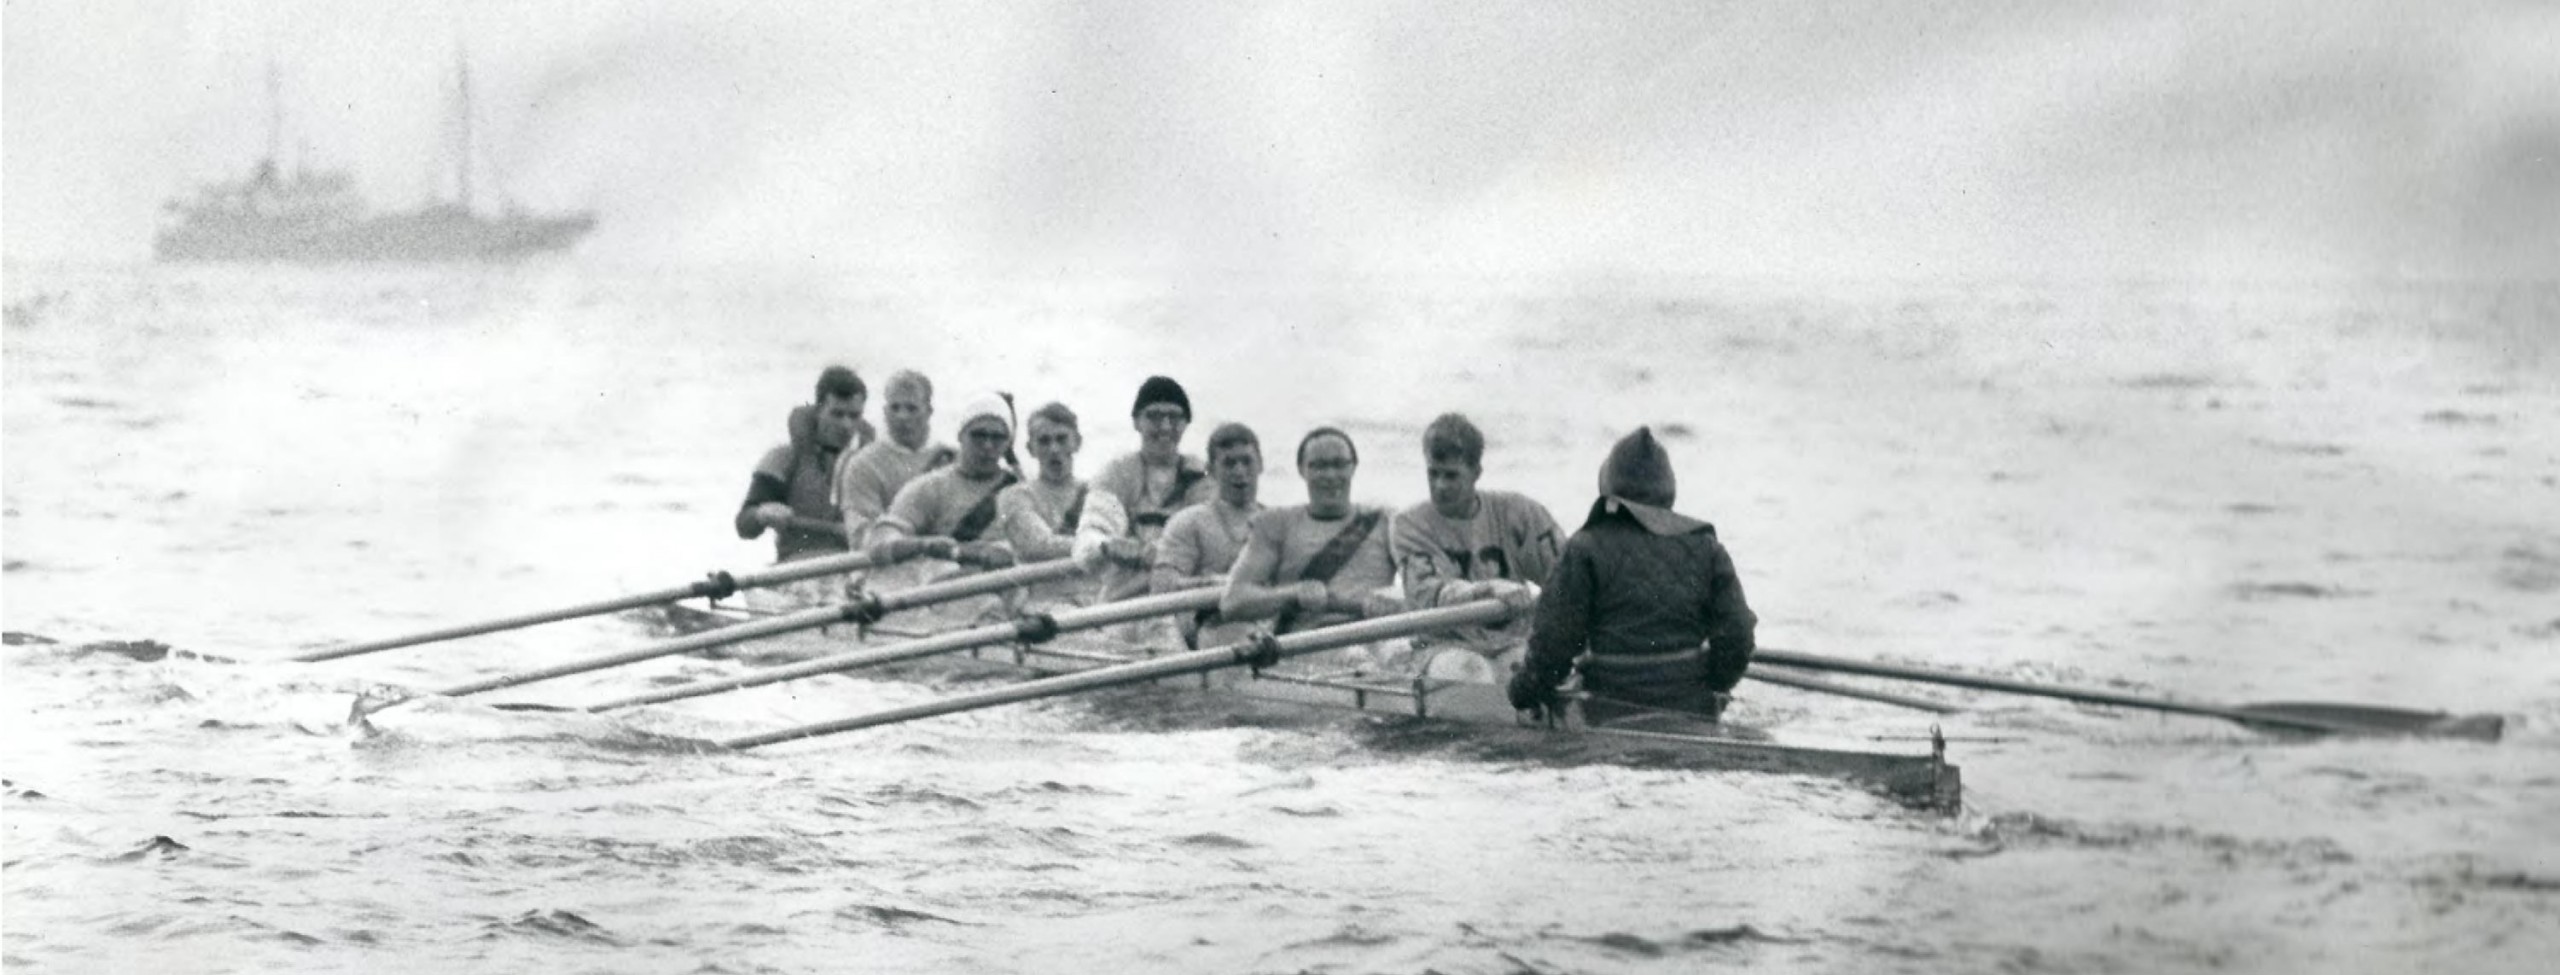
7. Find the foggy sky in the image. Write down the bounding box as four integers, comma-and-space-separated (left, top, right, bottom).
6, 0, 2555, 278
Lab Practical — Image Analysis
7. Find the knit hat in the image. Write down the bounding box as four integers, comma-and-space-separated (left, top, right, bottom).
1131, 375, 1191, 419
956, 392, 1014, 443
1597, 427, 1676, 507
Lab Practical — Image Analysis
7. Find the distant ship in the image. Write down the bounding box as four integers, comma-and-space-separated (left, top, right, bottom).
155, 56, 594, 263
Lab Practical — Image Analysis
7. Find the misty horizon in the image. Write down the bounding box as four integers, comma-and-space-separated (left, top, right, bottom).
6, 1, 2555, 280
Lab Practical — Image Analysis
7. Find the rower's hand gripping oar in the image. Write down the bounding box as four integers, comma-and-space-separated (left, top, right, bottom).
298, 551, 881, 662
352, 559, 1086, 717
722, 600, 1515, 749
1752, 648, 2506, 741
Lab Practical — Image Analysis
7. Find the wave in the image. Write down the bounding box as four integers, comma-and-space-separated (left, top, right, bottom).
1951, 811, 2354, 866
2227, 580, 2368, 601
5, 634, 232, 664
1570, 925, 1813, 957
477, 909, 622, 946
350, 708, 730, 758
108, 835, 194, 862
2498, 540, 2560, 594
834, 902, 973, 930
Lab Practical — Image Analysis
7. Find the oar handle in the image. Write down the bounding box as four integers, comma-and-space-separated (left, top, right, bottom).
726, 551, 875, 590
588, 587, 1223, 712
295, 551, 880, 663
723, 599, 1512, 750
781, 515, 851, 537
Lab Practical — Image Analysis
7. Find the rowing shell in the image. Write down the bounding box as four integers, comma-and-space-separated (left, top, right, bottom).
635, 599, 1963, 813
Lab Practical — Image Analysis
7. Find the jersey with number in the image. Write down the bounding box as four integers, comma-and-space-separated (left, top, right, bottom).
1389, 490, 1564, 652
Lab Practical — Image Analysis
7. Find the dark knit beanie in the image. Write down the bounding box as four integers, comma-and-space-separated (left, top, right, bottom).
1598, 427, 1677, 507
1131, 375, 1192, 419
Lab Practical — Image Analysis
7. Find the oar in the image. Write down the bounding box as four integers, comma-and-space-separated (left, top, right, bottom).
585, 587, 1224, 712
297, 551, 879, 662
780, 515, 851, 538
383, 559, 1084, 707
724, 600, 1513, 749
1746, 665, 1959, 714
1753, 648, 2506, 741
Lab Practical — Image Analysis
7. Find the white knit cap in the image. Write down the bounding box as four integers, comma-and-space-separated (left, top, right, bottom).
956, 392, 1013, 442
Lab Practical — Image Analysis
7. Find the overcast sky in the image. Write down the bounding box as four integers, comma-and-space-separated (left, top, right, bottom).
6, 0, 2554, 278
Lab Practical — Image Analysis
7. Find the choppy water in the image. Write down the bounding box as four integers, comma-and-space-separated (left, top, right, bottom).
6, 263, 2557, 974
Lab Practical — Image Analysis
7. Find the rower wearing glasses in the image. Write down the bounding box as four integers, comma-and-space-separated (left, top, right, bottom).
863, 392, 1022, 571
1218, 427, 1404, 670
1074, 376, 1218, 613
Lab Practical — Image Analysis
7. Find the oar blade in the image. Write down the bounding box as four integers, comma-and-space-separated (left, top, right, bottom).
2231, 702, 2507, 742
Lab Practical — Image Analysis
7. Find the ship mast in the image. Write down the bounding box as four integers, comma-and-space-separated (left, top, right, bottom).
264, 62, 283, 170
454, 48, 475, 213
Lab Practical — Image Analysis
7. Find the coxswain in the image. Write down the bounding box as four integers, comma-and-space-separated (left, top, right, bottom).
1507, 427, 1758, 723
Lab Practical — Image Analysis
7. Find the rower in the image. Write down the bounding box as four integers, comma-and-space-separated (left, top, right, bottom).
1387, 413, 1562, 681
1150, 423, 1266, 647
1073, 376, 1216, 604
863, 392, 1023, 571
1507, 427, 1758, 724
736, 365, 873, 563
991, 401, 1093, 607
833, 370, 956, 545
1218, 427, 1403, 670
